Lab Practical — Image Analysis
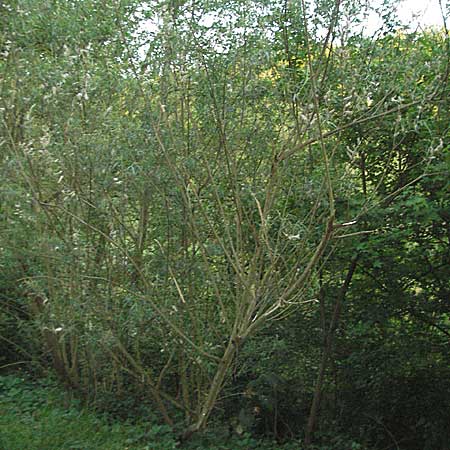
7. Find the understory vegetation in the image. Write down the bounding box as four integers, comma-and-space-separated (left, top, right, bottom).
1, 0, 449, 449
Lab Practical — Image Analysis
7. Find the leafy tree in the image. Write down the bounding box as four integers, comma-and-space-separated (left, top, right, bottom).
1, 0, 448, 445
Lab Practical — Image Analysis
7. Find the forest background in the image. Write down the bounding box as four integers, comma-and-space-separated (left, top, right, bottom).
0, 0, 449, 449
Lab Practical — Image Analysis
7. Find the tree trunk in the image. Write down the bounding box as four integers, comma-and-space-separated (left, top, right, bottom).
305, 256, 358, 446
181, 340, 237, 441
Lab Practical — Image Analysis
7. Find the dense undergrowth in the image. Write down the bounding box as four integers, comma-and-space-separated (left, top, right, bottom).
0, 373, 365, 450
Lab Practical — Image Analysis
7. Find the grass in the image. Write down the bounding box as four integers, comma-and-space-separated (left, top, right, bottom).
0, 374, 177, 450
0, 373, 346, 450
